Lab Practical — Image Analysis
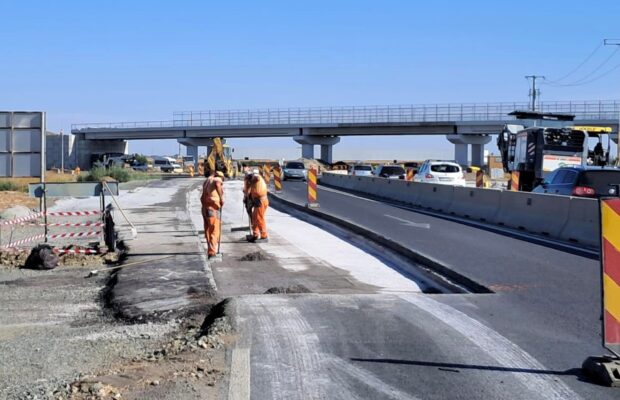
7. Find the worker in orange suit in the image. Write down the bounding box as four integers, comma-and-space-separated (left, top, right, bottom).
201, 170, 225, 258
248, 173, 269, 242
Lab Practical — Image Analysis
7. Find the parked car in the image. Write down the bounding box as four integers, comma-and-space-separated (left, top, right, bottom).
282, 161, 307, 181
374, 165, 406, 179
532, 166, 620, 198
153, 158, 180, 173
414, 160, 466, 186
131, 162, 151, 172
350, 164, 374, 177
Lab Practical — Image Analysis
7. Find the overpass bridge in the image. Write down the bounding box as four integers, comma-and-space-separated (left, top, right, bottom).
71, 100, 619, 168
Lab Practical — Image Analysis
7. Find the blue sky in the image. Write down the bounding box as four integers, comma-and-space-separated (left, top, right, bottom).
1, 0, 619, 160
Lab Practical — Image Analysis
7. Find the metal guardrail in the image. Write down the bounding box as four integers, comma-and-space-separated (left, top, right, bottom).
71, 100, 620, 131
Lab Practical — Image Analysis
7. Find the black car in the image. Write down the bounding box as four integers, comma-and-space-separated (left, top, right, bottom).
532, 166, 620, 198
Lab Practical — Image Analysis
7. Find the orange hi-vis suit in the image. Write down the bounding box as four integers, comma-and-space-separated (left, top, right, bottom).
249, 174, 269, 239
201, 175, 224, 256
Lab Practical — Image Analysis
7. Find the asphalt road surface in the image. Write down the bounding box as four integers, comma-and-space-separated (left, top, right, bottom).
248, 180, 616, 400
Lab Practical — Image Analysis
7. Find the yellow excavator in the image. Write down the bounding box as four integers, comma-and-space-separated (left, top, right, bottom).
199, 138, 239, 178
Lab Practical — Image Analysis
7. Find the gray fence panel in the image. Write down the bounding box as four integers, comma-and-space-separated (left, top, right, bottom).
13, 154, 40, 177
12, 112, 42, 128
0, 154, 10, 176
13, 129, 41, 152
0, 130, 10, 152
0, 113, 10, 128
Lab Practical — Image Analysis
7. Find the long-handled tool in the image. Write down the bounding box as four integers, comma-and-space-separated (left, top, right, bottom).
231, 197, 250, 232
216, 204, 223, 256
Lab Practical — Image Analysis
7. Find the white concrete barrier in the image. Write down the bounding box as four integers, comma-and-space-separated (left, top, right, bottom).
495, 191, 571, 238
450, 186, 502, 222
321, 172, 599, 249
559, 198, 599, 247
413, 183, 454, 212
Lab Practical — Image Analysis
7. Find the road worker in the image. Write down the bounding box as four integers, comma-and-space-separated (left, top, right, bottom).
201, 170, 225, 258
247, 173, 269, 242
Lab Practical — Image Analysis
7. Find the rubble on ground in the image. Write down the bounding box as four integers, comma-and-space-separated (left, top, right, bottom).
265, 284, 312, 294
239, 250, 271, 261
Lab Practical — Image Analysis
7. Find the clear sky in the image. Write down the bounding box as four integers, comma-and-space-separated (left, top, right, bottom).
2, 0, 619, 160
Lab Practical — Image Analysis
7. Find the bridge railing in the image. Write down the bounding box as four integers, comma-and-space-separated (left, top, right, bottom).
71, 100, 620, 131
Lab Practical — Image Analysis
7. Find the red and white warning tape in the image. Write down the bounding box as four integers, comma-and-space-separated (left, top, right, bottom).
0, 212, 44, 226
46, 210, 100, 217
32, 222, 104, 228
1, 210, 101, 226
53, 248, 100, 254
48, 231, 101, 240
6, 234, 46, 247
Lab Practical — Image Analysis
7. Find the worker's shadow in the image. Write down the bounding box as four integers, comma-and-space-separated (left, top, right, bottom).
350, 358, 595, 384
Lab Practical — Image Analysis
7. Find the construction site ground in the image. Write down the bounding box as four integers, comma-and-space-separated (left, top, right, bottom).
0, 176, 428, 399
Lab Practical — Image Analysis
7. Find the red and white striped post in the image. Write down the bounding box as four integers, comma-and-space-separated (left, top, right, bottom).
582, 197, 620, 386
306, 166, 319, 208
273, 166, 283, 193
406, 168, 414, 182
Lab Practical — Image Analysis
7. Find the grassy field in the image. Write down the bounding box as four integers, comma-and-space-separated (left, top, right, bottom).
0, 171, 78, 193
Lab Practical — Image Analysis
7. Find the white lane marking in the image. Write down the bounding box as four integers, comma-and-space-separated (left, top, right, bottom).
318, 185, 381, 204
328, 357, 419, 400
246, 297, 420, 400
384, 214, 430, 229
398, 294, 582, 400
228, 347, 251, 400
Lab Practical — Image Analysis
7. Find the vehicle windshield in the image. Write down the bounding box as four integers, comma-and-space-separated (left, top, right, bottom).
578, 170, 620, 195
380, 166, 405, 175
354, 165, 372, 171
430, 164, 460, 173
286, 162, 305, 169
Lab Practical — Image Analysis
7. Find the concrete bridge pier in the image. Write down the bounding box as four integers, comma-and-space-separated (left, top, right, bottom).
446, 134, 492, 166
186, 145, 199, 161
294, 135, 340, 164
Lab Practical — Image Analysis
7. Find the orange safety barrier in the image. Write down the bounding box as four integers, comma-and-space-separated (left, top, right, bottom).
510, 171, 520, 191
262, 164, 272, 186
306, 166, 319, 207
476, 170, 484, 188
601, 198, 620, 357
406, 168, 414, 182
273, 167, 283, 193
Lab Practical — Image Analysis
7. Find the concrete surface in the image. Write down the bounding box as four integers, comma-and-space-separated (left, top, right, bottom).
187, 181, 425, 297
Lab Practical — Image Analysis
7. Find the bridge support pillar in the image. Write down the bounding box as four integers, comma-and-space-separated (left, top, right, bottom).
447, 134, 491, 167
320, 144, 334, 164
471, 144, 485, 167
186, 145, 199, 161
301, 144, 314, 159
294, 135, 340, 163
454, 144, 468, 166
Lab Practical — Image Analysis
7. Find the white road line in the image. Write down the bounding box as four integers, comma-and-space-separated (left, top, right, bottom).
228, 347, 251, 400
397, 294, 582, 400
246, 297, 419, 400
318, 185, 380, 203
328, 357, 419, 400
384, 214, 431, 229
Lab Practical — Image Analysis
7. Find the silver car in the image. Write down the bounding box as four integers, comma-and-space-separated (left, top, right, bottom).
283, 161, 307, 181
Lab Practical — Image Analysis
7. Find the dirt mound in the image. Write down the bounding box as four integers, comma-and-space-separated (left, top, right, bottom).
264, 284, 312, 294
239, 251, 271, 262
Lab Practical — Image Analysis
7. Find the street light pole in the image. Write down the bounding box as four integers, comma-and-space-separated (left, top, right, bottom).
604, 39, 620, 166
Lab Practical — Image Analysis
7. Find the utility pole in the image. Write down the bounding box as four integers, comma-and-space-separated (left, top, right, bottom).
60, 129, 64, 173
605, 39, 620, 166
525, 75, 545, 111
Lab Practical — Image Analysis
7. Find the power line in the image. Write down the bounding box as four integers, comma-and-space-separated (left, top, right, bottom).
544, 46, 620, 86
544, 60, 620, 87
546, 41, 603, 83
